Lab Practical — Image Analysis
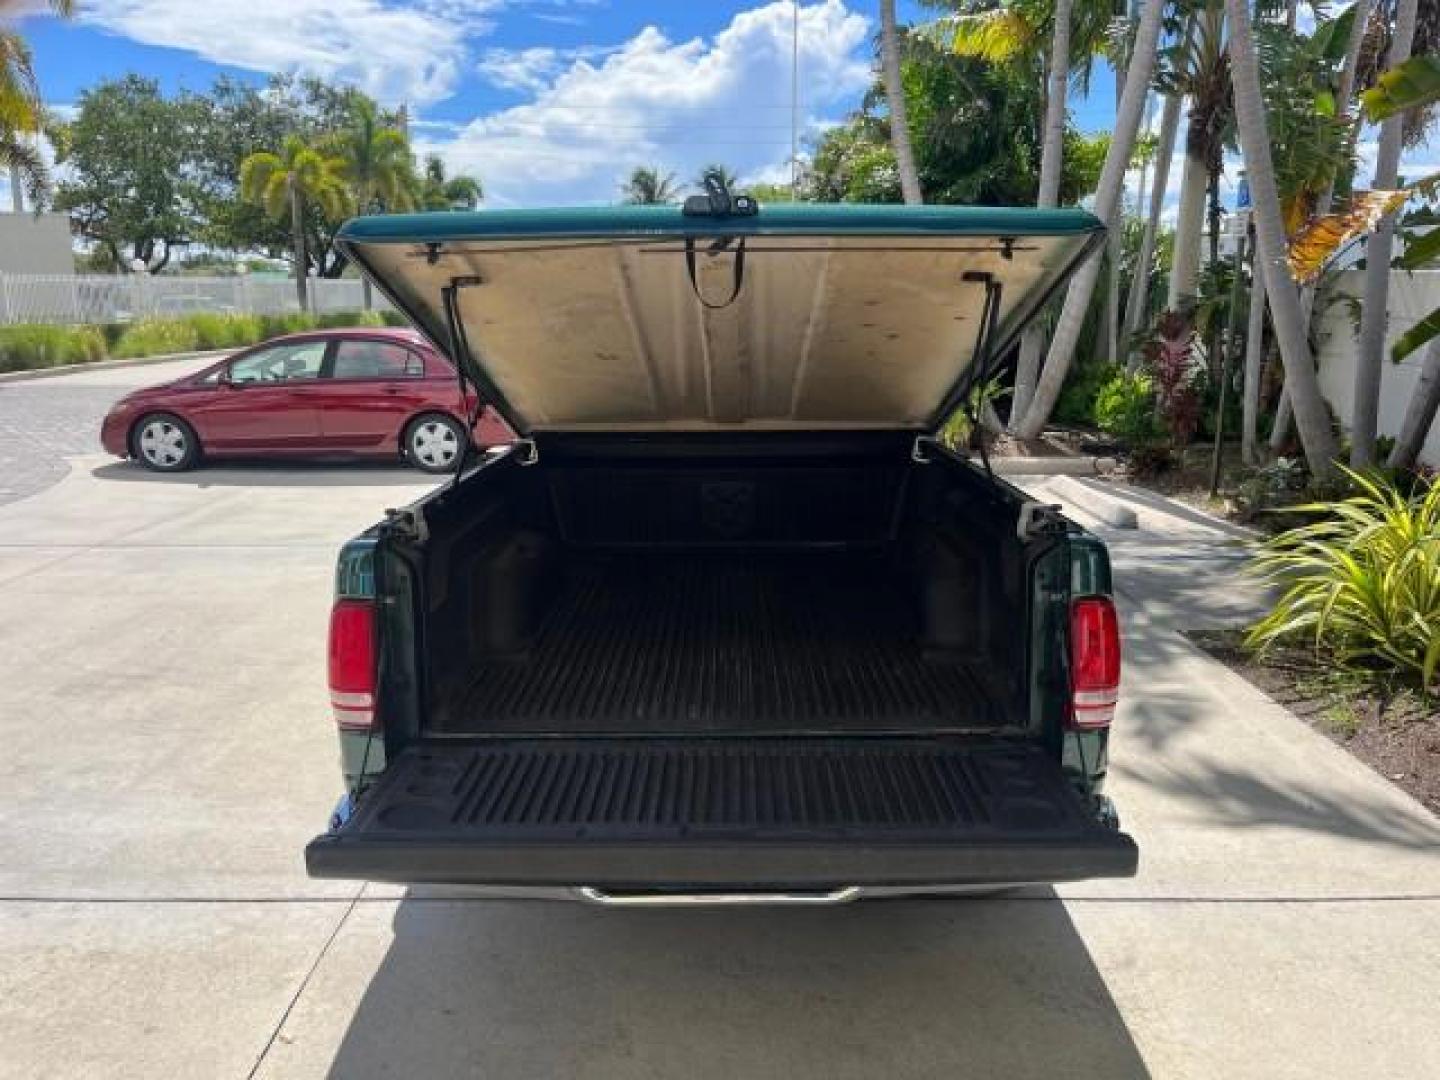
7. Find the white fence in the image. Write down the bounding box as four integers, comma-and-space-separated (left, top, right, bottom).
1315, 268, 1440, 468
0, 273, 388, 326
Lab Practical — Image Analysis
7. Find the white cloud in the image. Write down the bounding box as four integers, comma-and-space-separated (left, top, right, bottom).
477, 44, 618, 93
422, 0, 872, 206
79, 0, 503, 106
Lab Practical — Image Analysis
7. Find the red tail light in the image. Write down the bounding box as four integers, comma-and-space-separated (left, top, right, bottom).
1069, 596, 1120, 730
328, 599, 377, 731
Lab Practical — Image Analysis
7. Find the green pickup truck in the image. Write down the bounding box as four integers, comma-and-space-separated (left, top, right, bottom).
305, 199, 1138, 903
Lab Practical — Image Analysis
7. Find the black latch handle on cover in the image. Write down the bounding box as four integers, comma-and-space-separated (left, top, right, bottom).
685, 236, 747, 310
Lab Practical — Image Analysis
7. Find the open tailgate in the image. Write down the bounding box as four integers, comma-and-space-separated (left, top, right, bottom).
307, 736, 1137, 889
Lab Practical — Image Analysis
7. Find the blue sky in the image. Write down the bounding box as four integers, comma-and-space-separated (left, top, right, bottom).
16, 0, 1122, 208
23, 0, 1429, 219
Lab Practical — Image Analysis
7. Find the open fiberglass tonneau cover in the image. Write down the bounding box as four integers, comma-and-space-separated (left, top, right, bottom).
335, 203, 1106, 435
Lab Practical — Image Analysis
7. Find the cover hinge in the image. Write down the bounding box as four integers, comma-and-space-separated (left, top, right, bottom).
1017, 501, 1066, 541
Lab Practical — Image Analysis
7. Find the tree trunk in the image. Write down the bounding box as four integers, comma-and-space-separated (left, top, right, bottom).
8, 165, 22, 213
1385, 338, 1440, 471
1036, 0, 1070, 209
1010, 0, 1073, 427
1205, 166, 1224, 380
1011, 0, 1166, 439
879, 0, 922, 206
1350, 0, 1417, 467
1124, 80, 1185, 368
1270, 387, 1292, 451
1103, 17, 1124, 368
1168, 148, 1209, 310
1284, 2, 1372, 431
1225, 0, 1339, 478
290, 184, 309, 313
1241, 242, 1266, 464
1319, 0, 1370, 221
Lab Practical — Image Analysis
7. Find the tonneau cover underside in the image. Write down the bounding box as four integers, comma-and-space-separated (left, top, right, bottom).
337, 204, 1105, 434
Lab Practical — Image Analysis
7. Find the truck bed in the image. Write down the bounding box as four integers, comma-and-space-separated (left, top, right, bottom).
447, 552, 1003, 735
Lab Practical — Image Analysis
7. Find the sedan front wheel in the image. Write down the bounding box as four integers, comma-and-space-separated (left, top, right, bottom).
132, 413, 200, 472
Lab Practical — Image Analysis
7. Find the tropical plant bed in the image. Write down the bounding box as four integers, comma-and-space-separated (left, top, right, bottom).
1107, 442, 1313, 535
1189, 627, 1440, 816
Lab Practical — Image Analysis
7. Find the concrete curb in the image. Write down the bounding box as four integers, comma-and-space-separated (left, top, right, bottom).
1049, 476, 1140, 529
992, 455, 1119, 477
0, 348, 231, 385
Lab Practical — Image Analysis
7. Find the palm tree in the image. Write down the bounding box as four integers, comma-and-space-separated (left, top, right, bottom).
240, 135, 352, 312
1124, 65, 1187, 368
1011, 0, 1167, 439
330, 100, 415, 308
1, 0, 73, 211
1011, 0, 1072, 424
1239, 238, 1266, 464
1165, 1, 1231, 312
880, 0, 923, 205
942, 0, 1114, 422
1223, 0, 1338, 477
620, 166, 678, 205
420, 155, 482, 211
694, 162, 739, 194
1272, 0, 1370, 457
332, 100, 415, 216
1351, 0, 1419, 467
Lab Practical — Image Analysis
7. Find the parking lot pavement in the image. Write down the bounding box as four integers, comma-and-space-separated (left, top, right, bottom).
0, 356, 218, 506
0, 416, 1437, 1076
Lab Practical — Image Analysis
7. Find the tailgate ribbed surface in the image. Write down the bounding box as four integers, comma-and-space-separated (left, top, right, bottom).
352, 738, 1088, 839
456, 555, 997, 733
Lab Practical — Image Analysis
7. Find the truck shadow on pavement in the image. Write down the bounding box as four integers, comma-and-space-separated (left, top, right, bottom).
90, 460, 432, 489
321, 891, 1150, 1080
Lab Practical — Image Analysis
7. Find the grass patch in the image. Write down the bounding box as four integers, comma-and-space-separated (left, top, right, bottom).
185, 312, 265, 350
111, 318, 201, 359
0, 310, 407, 372
0, 324, 107, 372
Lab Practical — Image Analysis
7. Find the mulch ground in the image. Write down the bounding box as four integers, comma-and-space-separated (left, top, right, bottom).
1188, 628, 1440, 817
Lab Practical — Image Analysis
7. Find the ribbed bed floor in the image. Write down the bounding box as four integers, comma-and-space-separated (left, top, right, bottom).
454, 553, 997, 733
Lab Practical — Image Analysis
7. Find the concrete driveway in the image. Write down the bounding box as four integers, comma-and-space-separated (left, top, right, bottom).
0, 365, 1436, 1078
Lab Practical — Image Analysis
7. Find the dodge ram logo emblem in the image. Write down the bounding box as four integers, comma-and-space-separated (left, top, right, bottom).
700, 481, 756, 539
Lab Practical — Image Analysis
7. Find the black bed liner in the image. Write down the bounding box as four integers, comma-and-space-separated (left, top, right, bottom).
450, 552, 1003, 734
307, 737, 1137, 887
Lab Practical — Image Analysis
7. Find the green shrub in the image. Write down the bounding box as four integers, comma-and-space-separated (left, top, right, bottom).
258, 312, 319, 338
97, 323, 130, 348
184, 312, 264, 350
1055, 362, 1118, 427
111, 318, 200, 359
1246, 469, 1440, 689
0, 324, 106, 372
1093, 371, 1160, 442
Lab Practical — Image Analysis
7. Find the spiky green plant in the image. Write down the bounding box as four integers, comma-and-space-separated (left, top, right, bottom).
1246, 468, 1440, 689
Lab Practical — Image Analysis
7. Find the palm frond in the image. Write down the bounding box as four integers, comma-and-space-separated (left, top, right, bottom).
946, 10, 1038, 64
1362, 55, 1440, 122
1286, 189, 1409, 284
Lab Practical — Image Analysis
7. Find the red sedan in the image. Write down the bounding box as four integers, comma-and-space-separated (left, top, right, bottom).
101, 328, 512, 474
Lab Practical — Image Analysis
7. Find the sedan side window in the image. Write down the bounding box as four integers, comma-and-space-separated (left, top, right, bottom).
227, 342, 328, 384
331, 340, 423, 380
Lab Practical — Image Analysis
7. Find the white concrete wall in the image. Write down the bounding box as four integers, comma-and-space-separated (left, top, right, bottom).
0, 213, 73, 275
1314, 268, 1440, 467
